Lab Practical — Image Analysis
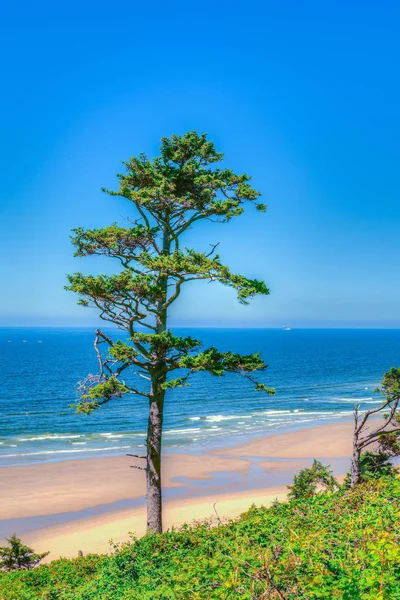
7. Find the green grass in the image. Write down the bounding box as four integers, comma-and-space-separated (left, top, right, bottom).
1, 477, 399, 599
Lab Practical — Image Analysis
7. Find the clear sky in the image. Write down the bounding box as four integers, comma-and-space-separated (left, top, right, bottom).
1, 1, 399, 328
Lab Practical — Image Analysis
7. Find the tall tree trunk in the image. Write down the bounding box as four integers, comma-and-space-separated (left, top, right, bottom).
146, 224, 170, 534
146, 378, 165, 534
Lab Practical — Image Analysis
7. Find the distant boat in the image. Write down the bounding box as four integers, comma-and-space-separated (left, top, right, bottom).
282, 325, 291, 331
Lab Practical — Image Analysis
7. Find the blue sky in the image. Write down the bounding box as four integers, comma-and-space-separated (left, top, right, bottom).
1, 1, 400, 327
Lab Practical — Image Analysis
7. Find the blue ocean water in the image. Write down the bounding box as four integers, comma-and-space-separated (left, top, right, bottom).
0, 328, 399, 466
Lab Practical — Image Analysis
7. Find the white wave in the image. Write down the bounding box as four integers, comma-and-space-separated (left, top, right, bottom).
189, 417, 201, 421
205, 415, 252, 422
257, 410, 294, 415
332, 397, 374, 402
164, 428, 201, 435
18, 434, 83, 441
258, 410, 330, 417
0, 446, 132, 458
363, 400, 383, 404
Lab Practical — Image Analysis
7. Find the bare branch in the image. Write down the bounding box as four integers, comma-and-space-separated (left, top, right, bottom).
206, 242, 220, 258
126, 454, 147, 459
355, 398, 392, 435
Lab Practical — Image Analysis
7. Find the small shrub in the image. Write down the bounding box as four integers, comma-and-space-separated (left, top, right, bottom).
0, 535, 48, 571
287, 459, 339, 500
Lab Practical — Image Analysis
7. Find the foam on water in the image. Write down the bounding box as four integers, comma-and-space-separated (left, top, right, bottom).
17, 434, 84, 441
205, 414, 253, 422
1, 327, 399, 465
332, 397, 374, 402
1, 446, 132, 458
164, 428, 202, 435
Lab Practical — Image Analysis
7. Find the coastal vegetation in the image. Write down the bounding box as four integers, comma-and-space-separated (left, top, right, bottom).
350, 366, 400, 487
1, 476, 399, 599
66, 131, 274, 533
0, 536, 48, 572
287, 459, 339, 500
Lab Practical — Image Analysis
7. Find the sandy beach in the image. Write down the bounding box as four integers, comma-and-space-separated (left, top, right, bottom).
0, 420, 355, 561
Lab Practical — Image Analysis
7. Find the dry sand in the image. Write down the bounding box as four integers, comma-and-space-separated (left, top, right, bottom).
23, 486, 290, 559
0, 453, 252, 520
0, 420, 355, 560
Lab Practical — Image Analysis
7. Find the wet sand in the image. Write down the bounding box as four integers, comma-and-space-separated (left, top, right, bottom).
0, 420, 355, 560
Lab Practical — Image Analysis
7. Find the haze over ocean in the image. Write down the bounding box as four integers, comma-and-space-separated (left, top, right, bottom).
1, 327, 399, 466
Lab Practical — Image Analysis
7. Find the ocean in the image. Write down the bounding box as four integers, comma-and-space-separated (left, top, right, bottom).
1, 328, 399, 467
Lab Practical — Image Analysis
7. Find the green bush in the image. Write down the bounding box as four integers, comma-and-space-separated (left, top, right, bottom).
287, 459, 339, 500
0, 535, 48, 571
1, 477, 399, 599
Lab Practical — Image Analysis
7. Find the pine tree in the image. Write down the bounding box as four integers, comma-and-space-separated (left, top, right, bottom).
67, 131, 274, 533
0, 535, 48, 571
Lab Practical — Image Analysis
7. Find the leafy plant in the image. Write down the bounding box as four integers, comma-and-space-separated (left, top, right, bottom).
0, 535, 48, 571
287, 459, 339, 500
1, 478, 399, 599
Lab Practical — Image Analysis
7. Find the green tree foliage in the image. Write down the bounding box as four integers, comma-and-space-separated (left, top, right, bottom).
287, 459, 339, 500
358, 450, 397, 480
0, 535, 48, 571
1, 478, 399, 599
343, 450, 397, 489
66, 131, 274, 533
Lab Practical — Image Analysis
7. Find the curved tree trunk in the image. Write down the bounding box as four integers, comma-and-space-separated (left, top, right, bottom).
146, 379, 165, 534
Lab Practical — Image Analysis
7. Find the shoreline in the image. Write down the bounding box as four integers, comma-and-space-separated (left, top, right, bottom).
0, 420, 356, 560
0, 413, 355, 469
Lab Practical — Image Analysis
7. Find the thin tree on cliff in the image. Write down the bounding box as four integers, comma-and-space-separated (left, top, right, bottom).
350, 367, 400, 487
66, 131, 274, 534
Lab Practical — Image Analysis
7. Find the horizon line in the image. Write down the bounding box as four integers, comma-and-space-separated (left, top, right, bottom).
1, 325, 400, 331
